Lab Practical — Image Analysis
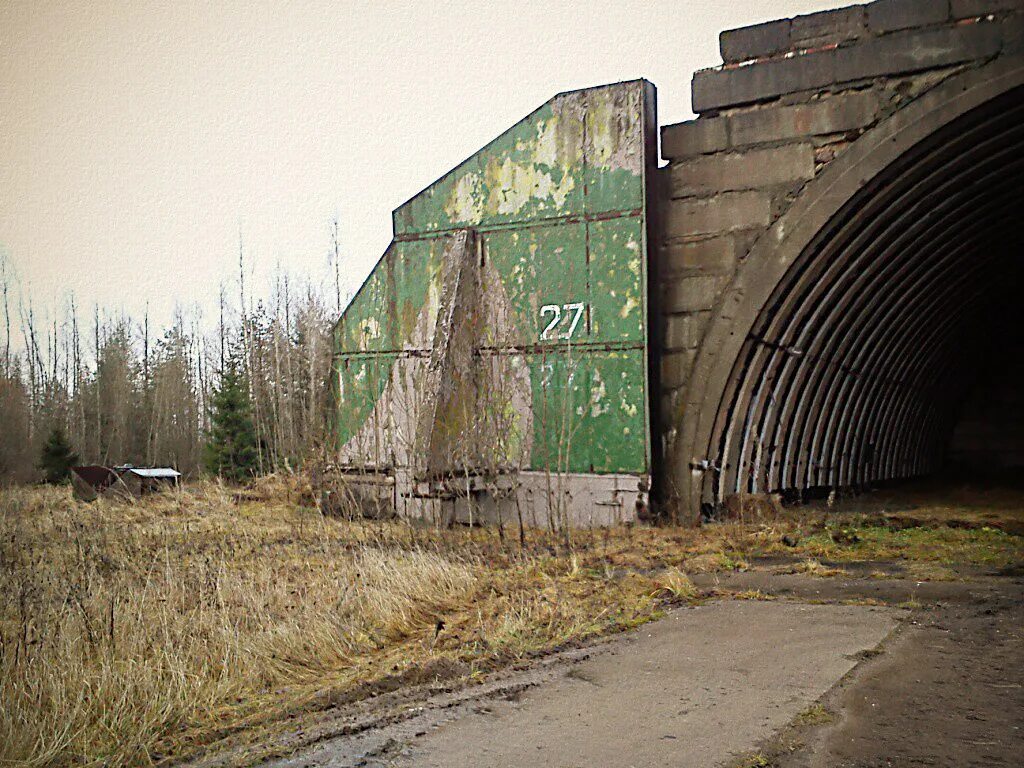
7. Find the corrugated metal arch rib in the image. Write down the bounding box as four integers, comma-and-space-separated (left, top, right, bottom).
706, 85, 1024, 504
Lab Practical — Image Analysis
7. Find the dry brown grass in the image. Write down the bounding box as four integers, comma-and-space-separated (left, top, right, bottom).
0, 480, 678, 768
1, 481, 481, 766
3, 480, 1021, 768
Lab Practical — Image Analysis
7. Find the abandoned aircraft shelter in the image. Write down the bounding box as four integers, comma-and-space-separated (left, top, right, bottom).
331, 0, 1024, 525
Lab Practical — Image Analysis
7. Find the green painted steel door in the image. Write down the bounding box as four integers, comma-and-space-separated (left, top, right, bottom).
333, 80, 655, 490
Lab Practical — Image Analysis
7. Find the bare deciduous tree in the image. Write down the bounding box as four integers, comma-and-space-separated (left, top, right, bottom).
0, 246, 338, 485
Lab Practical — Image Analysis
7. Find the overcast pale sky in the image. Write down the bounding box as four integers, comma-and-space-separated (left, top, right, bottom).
1, 0, 836, 334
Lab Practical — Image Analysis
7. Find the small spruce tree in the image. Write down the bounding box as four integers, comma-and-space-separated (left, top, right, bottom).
204, 356, 259, 482
38, 427, 79, 484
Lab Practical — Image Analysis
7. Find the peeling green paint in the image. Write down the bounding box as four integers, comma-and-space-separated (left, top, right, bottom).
333, 80, 655, 478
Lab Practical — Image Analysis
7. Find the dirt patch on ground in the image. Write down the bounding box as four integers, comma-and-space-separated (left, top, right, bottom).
690, 568, 1012, 605
706, 573, 1024, 768
784, 585, 1023, 767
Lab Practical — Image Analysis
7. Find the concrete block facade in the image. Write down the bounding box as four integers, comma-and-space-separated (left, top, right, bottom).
655, 0, 1023, 495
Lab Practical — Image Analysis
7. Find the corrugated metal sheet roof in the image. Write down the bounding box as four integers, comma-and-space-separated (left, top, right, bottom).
122, 467, 181, 478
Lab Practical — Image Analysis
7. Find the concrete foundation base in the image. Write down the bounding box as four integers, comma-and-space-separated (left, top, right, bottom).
337, 469, 649, 529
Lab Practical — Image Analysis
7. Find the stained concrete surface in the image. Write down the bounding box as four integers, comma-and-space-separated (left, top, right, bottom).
777, 583, 1024, 768
266, 600, 899, 768
388, 601, 898, 768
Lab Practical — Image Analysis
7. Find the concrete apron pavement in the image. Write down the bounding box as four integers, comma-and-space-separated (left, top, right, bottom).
269, 600, 900, 768
392, 601, 898, 768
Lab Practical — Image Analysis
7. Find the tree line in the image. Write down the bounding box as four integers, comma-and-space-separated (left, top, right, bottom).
0, 257, 338, 485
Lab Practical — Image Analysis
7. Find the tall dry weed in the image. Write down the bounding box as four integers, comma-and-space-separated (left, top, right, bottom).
0, 483, 474, 767
1, 479, 765, 767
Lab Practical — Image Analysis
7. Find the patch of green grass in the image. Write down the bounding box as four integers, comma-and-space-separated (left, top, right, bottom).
794, 524, 1023, 567
730, 753, 772, 768
904, 561, 959, 581
794, 703, 834, 726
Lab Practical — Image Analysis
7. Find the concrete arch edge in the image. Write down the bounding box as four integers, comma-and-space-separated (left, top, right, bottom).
669, 54, 1024, 521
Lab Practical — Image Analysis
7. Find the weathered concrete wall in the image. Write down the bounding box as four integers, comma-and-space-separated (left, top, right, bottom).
656, 0, 1024, 514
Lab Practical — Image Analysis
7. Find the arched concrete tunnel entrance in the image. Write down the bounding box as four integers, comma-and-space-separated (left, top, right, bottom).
669, 60, 1024, 517
709, 86, 1023, 502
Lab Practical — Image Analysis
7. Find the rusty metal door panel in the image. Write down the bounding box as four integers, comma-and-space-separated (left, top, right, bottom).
332, 80, 656, 526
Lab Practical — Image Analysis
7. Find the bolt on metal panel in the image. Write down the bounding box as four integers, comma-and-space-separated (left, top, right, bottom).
332, 80, 656, 527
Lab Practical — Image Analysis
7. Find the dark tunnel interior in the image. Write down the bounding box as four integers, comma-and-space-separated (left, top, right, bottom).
947, 297, 1024, 477
704, 85, 1024, 505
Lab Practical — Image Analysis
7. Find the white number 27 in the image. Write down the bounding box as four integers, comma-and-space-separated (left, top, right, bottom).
540, 301, 586, 340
